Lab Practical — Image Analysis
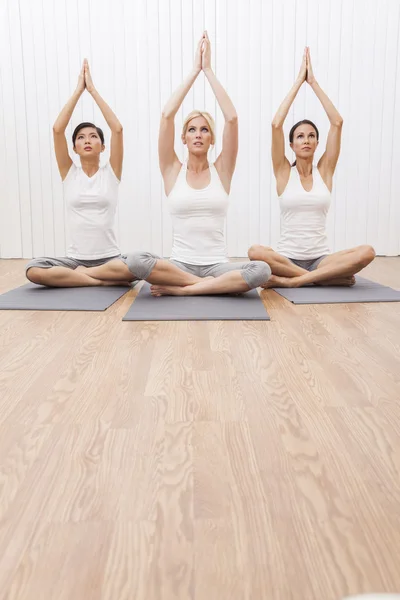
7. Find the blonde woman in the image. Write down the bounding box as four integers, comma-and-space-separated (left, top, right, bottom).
149, 31, 270, 296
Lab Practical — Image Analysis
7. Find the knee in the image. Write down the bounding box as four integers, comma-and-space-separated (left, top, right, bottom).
248, 244, 272, 261
26, 267, 45, 284
122, 251, 159, 280
244, 260, 271, 288
357, 245, 376, 268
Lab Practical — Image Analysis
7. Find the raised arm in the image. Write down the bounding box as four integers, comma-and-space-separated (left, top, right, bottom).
271, 48, 307, 184
159, 37, 203, 185
84, 59, 123, 180
52, 63, 85, 180
307, 49, 343, 181
202, 32, 238, 185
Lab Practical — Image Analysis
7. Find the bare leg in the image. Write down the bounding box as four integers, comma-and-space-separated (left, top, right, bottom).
26, 267, 128, 288
150, 270, 251, 296
248, 245, 308, 277
265, 245, 376, 288
249, 245, 357, 287
81, 258, 203, 286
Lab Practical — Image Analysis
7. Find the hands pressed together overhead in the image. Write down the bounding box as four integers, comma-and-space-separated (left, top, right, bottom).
297, 46, 316, 85
76, 58, 96, 95
194, 30, 212, 72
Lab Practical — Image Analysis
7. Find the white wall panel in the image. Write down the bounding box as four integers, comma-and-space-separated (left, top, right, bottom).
1, 0, 399, 258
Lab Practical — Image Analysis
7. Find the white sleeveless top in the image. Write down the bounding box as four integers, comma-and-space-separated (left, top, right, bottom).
276, 165, 331, 260
63, 162, 120, 260
168, 161, 229, 265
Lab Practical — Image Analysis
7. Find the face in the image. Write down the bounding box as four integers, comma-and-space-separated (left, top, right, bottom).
290, 123, 318, 160
182, 116, 213, 155
73, 127, 104, 158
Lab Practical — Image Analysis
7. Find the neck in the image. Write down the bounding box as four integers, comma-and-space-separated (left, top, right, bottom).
80, 157, 100, 177
295, 157, 313, 177
187, 153, 209, 173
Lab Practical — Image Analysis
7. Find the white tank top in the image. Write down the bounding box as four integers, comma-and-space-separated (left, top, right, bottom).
276, 165, 331, 260
63, 162, 120, 260
168, 161, 229, 265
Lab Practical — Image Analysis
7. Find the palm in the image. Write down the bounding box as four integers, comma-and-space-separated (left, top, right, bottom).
306, 49, 315, 84
77, 64, 85, 93
84, 61, 95, 93
297, 49, 307, 83
201, 32, 211, 69
194, 37, 203, 71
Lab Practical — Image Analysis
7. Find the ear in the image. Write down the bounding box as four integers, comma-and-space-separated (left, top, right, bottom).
289, 142, 293, 151
73, 146, 77, 154
101, 144, 105, 153
181, 134, 187, 145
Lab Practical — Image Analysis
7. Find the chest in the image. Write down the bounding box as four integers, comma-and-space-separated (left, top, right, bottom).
185, 169, 211, 190
66, 171, 117, 209
298, 173, 313, 192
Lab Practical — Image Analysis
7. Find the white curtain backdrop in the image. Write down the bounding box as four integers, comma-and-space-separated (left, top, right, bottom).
1, 0, 399, 258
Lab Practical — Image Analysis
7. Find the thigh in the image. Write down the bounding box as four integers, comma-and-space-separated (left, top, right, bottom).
81, 254, 122, 268
203, 262, 240, 278
169, 260, 199, 276
316, 248, 358, 269
25, 256, 80, 273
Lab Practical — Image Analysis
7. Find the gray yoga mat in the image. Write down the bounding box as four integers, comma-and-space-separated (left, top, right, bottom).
123, 282, 270, 321
0, 283, 131, 311
272, 276, 400, 304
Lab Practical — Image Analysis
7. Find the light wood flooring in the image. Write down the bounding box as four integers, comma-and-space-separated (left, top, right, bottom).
0, 257, 400, 600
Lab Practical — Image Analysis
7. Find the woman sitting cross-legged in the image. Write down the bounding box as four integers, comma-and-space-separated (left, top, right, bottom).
248, 48, 375, 289
149, 31, 270, 297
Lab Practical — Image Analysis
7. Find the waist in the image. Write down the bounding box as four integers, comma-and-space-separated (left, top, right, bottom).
277, 231, 330, 260
67, 228, 119, 259
171, 232, 228, 265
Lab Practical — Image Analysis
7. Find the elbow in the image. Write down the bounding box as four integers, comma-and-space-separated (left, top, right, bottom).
226, 114, 238, 125
53, 124, 62, 134
271, 121, 283, 130
113, 123, 123, 134
334, 117, 343, 128
161, 111, 174, 121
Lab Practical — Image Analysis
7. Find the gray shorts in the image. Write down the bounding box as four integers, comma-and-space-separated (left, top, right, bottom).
122, 252, 271, 289
169, 258, 271, 289
288, 255, 327, 271
25, 254, 122, 275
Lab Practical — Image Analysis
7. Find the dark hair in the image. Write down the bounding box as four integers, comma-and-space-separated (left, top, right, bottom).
289, 119, 319, 166
72, 122, 104, 147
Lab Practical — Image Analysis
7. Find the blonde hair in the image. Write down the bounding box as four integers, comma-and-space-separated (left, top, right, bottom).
182, 110, 216, 145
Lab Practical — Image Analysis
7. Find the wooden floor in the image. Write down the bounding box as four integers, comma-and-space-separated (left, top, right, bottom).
0, 258, 400, 600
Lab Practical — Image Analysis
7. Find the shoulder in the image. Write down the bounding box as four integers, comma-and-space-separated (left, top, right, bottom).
164, 160, 183, 197
105, 162, 121, 184
213, 161, 232, 195
316, 164, 333, 193
62, 162, 78, 184
276, 164, 293, 197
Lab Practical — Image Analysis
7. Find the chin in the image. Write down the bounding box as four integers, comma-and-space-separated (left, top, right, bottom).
191, 146, 208, 155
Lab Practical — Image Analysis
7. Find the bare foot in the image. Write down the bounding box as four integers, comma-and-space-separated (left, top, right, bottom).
261, 275, 298, 289
151, 285, 188, 296
315, 276, 356, 287
150, 276, 214, 296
